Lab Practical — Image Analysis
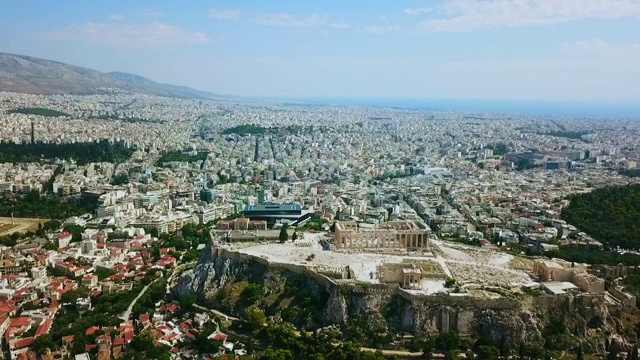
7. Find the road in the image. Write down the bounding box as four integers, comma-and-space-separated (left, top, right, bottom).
121, 259, 197, 321
121, 281, 154, 321
193, 303, 239, 321
360, 347, 423, 357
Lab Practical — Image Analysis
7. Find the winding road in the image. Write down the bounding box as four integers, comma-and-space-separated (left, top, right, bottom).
121, 282, 153, 321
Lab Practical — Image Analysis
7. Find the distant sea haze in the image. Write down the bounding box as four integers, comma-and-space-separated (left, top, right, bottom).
276, 97, 640, 119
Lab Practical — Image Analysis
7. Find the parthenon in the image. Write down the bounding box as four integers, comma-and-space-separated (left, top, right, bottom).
334, 220, 430, 250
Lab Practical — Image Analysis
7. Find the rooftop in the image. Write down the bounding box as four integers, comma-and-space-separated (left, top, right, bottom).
244, 204, 301, 212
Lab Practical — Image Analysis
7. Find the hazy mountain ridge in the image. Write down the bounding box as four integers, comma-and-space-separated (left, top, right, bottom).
0, 53, 216, 99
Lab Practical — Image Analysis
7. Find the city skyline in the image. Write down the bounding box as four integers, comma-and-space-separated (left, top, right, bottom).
1, 0, 640, 104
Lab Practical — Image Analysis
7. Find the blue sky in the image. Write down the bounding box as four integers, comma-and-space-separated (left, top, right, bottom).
1, 0, 640, 103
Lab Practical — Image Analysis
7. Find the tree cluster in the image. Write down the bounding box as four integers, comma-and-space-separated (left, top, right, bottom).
0, 191, 96, 219
0, 139, 134, 165
561, 184, 640, 249
156, 150, 208, 165
7, 107, 71, 117
256, 325, 390, 360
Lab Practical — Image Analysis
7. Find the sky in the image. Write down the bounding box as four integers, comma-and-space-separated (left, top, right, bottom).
1, 0, 640, 104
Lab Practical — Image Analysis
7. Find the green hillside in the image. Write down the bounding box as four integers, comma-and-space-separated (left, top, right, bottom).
561, 184, 640, 249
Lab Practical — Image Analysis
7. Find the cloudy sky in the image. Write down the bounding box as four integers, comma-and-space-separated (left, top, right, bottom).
2, 0, 639, 103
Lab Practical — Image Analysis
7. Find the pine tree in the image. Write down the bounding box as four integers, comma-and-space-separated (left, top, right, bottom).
577, 344, 584, 360
279, 224, 288, 243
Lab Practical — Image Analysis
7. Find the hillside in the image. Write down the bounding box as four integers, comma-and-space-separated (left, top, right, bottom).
561, 184, 640, 249
0, 53, 216, 99
108, 71, 217, 99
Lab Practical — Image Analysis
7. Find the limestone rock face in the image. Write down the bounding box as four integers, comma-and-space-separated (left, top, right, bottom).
174, 245, 629, 351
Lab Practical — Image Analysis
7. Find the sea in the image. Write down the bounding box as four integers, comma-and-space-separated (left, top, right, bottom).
270, 97, 640, 119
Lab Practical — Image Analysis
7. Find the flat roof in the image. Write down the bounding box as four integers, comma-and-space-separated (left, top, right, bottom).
245, 204, 301, 212
542, 281, 577, 295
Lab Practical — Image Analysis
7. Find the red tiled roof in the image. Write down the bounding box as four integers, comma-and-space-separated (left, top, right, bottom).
86, 326, 100, 335
62, 335, 75, 344
9, 317, 30, 328
14, 337, 34, 349
212, 333, 228, 341
123, 331, 134, 342
34, 317, 53, 337
113, 338, 125, 346
57, 232, 71, 239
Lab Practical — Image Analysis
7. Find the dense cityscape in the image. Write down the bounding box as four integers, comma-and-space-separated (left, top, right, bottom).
0, 86, 638, 360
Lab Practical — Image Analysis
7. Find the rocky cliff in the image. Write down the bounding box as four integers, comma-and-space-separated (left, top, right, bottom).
174, 244, 629, 353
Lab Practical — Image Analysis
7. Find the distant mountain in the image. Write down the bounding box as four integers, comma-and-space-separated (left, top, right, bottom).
108, 71, 218, 99
0, 53, 217, 99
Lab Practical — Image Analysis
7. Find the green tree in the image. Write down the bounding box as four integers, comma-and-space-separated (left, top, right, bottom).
178, 292, 198, 312
436, 331, 462, 351
246, 307, 267, 331
478, 345, 499, 360
444, 278, 456, 288
43, 241, 58, 251
292, 232, 298, 241
259, 349, 295, 360
242, 283, 263, 304
577, 344, 584, 360
279, 224, 289, 243
32, 334, 54, 354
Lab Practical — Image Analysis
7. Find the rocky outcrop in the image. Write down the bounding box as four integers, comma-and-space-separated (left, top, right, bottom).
174, 245, 628, 351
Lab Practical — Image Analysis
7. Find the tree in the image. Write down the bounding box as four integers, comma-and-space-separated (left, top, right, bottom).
577, 344, 584, 360
478, 345, 500, 360
436, 331, 462, 351
43, 241, 57, 251
279, 224, 289, 243
242, 283, 263, 304
178, 292, 198, 312
608, 348, 619, 360
292, 232, 298, 241
246, 307, 267, 331
444, 278, 456, 288
130, 330, 156, 353
32, 334, 54, 354
259, 349, 295, 360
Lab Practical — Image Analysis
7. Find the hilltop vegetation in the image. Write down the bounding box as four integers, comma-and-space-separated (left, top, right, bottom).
0, 140, 134, 165
561, 184, 640, 249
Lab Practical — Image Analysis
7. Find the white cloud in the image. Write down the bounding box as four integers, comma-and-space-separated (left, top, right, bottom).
209, 9, 241, 20
329, 23, 352, 30
358, 25, 400, 34
41, 22, 209, 48
108, 13, 125, 21
138, 8, 165, 18
563, 39, 640, 60
403, 8, 433, 16
255, 13, 327, 27
420, 0, 640, 32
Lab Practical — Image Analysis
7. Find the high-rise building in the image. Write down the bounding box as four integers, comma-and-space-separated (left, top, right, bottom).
200, 188, 213, 203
